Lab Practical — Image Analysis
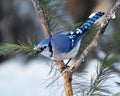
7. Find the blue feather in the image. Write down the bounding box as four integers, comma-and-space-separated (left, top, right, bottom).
66, 11, 104, 47
80, 11, 104, 32
51, 34, 72, 53
35, 11, 105, 60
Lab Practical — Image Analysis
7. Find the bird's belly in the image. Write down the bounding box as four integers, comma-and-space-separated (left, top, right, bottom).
51, 43, 80, 60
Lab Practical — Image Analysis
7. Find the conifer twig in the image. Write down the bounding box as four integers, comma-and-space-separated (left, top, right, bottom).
31, 0, 73, 96
32, 0, 52, 38
69, 0, 120, 73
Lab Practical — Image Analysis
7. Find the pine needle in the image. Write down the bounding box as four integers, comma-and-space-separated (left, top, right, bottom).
0, 43, 35, 56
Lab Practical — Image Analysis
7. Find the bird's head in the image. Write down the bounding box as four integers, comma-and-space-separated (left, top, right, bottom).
34, 38, 52, 58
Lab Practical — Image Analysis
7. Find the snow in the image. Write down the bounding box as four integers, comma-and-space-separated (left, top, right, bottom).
0, 57, 52, 96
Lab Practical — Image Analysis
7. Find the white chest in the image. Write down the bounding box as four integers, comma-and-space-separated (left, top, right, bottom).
51, 42, 80, 60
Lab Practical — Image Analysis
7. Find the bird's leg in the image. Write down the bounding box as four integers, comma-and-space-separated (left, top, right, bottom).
66, 58, 72, 66
59, 59, 72, 73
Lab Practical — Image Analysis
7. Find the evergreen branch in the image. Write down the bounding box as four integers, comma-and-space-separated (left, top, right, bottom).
102, 54, 117, 68
69, 0, 120, 73
32, 0, 52, 38
87, 55, 114, 96
88, 54, 118, 96
0, 43, 35, 56
32, 0, 120, 96
88, 68, 113, 96
72, 54, 114, 96
32, 0, 73, 96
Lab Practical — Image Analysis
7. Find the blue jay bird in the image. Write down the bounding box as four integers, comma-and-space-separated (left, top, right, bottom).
34, 11, 104, 60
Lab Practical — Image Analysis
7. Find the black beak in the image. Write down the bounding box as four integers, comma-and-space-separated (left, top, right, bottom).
34, 50, 42, 56
35, 50, 41, 56
34, 46, 42, 56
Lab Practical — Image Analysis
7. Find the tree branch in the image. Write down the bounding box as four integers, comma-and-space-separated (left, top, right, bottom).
31, 0, 73, 96
32, 0, 52, 38
69, 0, 120, 73
32, 0, 120, 96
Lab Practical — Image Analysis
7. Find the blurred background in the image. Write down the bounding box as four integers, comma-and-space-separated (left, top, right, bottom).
0, 0, 120, 96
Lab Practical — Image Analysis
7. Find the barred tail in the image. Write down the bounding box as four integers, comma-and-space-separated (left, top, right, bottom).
79, 11, 104, 32
66, 11, 104, 44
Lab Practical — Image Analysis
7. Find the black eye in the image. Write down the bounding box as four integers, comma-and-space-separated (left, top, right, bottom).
44, 46, 47, 49
40, 46, 47, 51
42, 46, 47, 49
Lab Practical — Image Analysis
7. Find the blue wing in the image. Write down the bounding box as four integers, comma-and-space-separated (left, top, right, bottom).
51, 34, 73, 53
51, 12, 104, 53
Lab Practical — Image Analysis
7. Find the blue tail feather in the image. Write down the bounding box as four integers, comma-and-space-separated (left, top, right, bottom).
66, 11, 104, 47
79, 11, 104, 32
